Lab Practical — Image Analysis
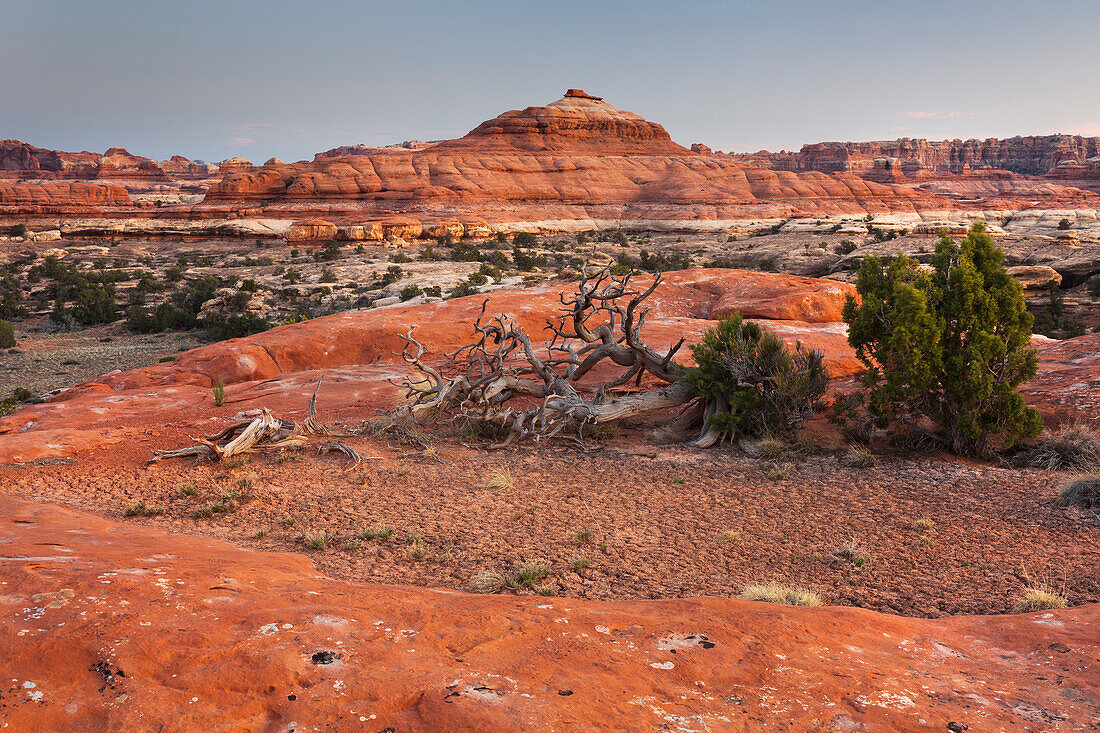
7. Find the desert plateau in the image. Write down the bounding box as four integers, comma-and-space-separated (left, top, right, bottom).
2, 3, 1100, 731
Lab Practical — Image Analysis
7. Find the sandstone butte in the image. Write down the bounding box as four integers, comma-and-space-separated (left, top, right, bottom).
3, 90, 1100, 238
2, 268, 1099, 729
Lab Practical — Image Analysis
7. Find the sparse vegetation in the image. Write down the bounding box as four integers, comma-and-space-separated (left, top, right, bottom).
301, 529, 334, 550
740, 582, 823, 607
912, 516, 935, 532
513, 559, 550, 588
1013, 586, 1068, 613
483, 468, 515, 492
124, 501, 147, 517
407, 539, 427, 560
468, 569, 507, 594
1014, 423, 1100, 470
212, 378, 226, 406
0, 319, 14, 348
841, 443, 876, 468
1056, 473, 1100, 510
360, 525, 394, 541
828, 538, 873, 569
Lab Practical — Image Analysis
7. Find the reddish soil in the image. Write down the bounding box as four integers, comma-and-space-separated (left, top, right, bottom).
5, 428, 1098, 619
2, 496, 1097, 731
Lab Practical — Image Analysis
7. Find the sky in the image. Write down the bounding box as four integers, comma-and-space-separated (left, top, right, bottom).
3, 0, 1099, 164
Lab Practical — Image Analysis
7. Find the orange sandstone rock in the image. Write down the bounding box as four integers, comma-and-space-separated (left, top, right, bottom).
0, 496, 1096, 731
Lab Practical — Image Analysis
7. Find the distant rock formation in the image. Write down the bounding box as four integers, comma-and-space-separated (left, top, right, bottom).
4, 92, 1100, 237
733, 135, 1100, 181
203, 90, 952, 222
0, 180, 131, 213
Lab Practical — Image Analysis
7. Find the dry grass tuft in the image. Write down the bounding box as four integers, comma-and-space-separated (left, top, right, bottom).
828, 538, 873, 569
360, 525, 394, 541
513, 559, 551, 588
715, 530, 741, 545
1013, 586, 1068, 613
842, 443, 876, 468
740, 582, 823, 607
1056, 473, 1100, 509
912, 516, 935, 532
1014, 423, 1100, 470
406, 539, 427, 560
467, 569, 507, 594
483, 468, 515, 492
300, 529, 334, 550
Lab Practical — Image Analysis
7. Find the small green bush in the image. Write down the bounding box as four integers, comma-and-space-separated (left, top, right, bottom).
685, 313, 829, 441
0, 319, 14, 348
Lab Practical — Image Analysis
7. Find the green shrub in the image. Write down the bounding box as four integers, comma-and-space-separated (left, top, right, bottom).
0, 277, 26, 319
512, 246, 547, 271
684, 313, 829, 440
513, 232, 538, 248
449, 241, 483, 262
449, 281, 479, 299
201, 313, 270, 342
1057, 217, 1072, 230
313, 241, 341, 262
70, 284, 118, 325
0, 319, 14, 348
758, 257, 778, 272
843, 223, 1041, 456
399, 284, 423, 301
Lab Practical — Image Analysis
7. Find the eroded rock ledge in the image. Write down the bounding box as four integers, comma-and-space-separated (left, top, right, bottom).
1, 496, 1096, 731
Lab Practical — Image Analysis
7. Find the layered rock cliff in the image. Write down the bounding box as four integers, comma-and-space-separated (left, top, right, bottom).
737, 135, 1100, 178
202, 90, 950, 221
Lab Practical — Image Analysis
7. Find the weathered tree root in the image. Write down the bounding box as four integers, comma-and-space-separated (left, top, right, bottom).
151, 379, 366, 467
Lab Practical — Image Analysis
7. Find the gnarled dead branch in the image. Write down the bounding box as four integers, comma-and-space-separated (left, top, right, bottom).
391, 266, 703, 447
152, 378, 366, 467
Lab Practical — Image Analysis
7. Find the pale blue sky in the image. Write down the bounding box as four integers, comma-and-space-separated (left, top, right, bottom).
3, 0, 1098, 163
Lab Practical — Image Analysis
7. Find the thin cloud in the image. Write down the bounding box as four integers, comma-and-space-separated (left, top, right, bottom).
229, 137, 255, 146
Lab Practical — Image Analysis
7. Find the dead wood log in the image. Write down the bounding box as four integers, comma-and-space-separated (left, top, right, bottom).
151, 380, 364, 466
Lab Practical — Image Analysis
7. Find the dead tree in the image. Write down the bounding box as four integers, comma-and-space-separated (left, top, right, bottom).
392, 267, 713, 448
152, 379, 368, 467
